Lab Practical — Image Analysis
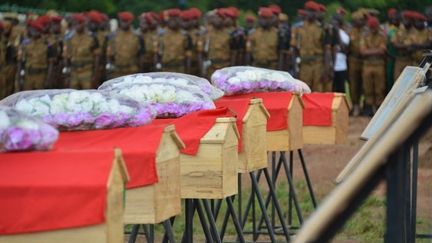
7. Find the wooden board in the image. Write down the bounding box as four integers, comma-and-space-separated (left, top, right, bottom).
238, 98, 270, 173
267, 94, 304, 151
361, 66, 427, 140
303, 93, 350, 145
0, 150, 129, 243
180, 117, 240, 199
124, 125, 184, 225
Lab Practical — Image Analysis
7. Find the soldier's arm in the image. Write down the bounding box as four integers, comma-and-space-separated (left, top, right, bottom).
91, 37, 100, 86
138, 36, 145, 71
46, 44, 56, 88
244, 35, 253, 65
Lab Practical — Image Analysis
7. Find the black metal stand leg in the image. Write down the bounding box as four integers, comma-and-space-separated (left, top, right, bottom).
411, 141, 419, 240
263, 168, 291, 241
226, 197, 246, 243
182, 199, 195, 243
249, 172, 277, 242
271, 152, 277, 227
252, 175, 257, 242
298, 149, 317, 208
162, 217, 176, 243
288, 151, 293, 226
128, 224, 141, 243
194, 199, 214, 243
146, 225, 154, 243
162, 220, 176, 243
282, 153, 304, 225
238, 174, 242, 223
201, 199, 222, 243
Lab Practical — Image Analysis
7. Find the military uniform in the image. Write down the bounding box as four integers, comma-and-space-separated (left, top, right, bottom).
47, 33, 64, 88
348, 26, 364, 108
108, 29, 144, 78
411, 27, 431, 62
21, 37, 54, 90
360, 30, 387, 108
65, 31, 99, 89
140, 29, 159, 72
0, 33, 7, 99
203, 27, 232, 78
391, 25, 416, 80
159, 28, 186, 73
291, 20, 324, 91
247, 26, 279, 69
1, 20, 22, 97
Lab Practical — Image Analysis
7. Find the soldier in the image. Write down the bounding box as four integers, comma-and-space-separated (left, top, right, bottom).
45, 15, 64, 89
138, 12, 159, 72
348, 10, 367, 116
223, 7, 245, 66
63, 13, 99, 89
181, 8, 203, 75
385, 9, 401, 92
1, 13, 23, 96
199, 9, 234, 78
290, 1, 325, 91
18, 20, 54, 90
360, 17, 387, 116
245, 15, 256, 35
278, 13, 292, 72
246, 7, 279, 69
158, 9, 187, 73
87, 10, 106, 85
411, 12, 432, 62
391, 11, 417, 81
107, 12, 144, 79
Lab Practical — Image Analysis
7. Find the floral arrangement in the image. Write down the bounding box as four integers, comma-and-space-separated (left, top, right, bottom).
211, 66, 311, 95
0, 106, 58, 152
99, 72, 224, 100
0, 90, 155, 130
103, 82, 215, 118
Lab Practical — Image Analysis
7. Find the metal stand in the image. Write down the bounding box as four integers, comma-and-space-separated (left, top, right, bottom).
128, 221, 174, 243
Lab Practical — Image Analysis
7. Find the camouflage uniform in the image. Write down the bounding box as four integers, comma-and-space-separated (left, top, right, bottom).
291, 20, 325, 91
140, 29, 159, 72
108, 29, 144, 78
391, 25, 416, 80
203, 27, 232, 78
65, 32, 99, 89
348, 26, 364, 107
21, 37, 54, 90
360, 30, 387, 107
159, 28, 186, 73
247, 26, 279, 69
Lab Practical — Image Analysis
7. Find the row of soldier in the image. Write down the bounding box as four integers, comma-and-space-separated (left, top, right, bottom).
1, 2, 432, 116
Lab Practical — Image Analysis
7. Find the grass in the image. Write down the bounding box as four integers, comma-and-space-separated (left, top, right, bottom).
125, 176, 432, 242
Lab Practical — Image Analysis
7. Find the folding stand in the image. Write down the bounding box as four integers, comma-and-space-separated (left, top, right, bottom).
127, 220, 176, 243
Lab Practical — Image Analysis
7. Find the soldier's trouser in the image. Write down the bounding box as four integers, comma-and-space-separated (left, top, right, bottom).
362, 62, 385, 106
348, 57, 363, 105
0, 67, 6, 99
300, 59, 323, 92
386, 57, 395, 92
2, 65, 17, 97
254, 60, 278, 70
394, 57, 413, 81
70, 66, 93, 89
24, 71, 46, 90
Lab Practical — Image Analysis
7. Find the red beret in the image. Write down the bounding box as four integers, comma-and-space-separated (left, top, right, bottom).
336, 7, 346, 15
118, 11, 134, 22
245, 15, 255, 23
37, 15, 51, 27
298, 9, 308, 17
51, 16, 63, 23
258, 7, 274, 18
305, 1, 320, 12
168, 8, 181, 17
414, 12, 427, 21
189, 8, 202, 19
180, 10, 192, 21
101, 13, 109, 22
140, 12, 154, 24
367, 16, 379, 28
227, 7, 240, 18
269, 4, 282, 15
388, 8, 397, 17
72, 13, 86, 24
216, 8, 226, 18
87, 10, 103, 23
27, 19, 44, 32
318, 4, 327, 12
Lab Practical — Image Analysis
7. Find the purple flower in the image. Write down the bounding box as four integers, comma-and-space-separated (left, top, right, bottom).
4, 127, 33, 151
94, 113, 115, 129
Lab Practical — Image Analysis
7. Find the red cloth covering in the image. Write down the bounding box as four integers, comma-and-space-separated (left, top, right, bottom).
0, 151, 113, 234
55, 125, 166, 189
152, 107, 236, 155
221, 92, 294, 131
214, 98, 253, 151
302, 93, 335, 126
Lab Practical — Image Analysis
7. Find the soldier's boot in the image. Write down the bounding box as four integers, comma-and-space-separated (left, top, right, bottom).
350, 104, 361, 117
361, 104, 374, 117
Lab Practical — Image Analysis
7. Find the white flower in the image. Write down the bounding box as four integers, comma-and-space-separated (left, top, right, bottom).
16, 120, 39, 130
30, 99, 51, 116
0, 110, 11, 129
15, 99, 34, 114
228, 77, 241, 84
